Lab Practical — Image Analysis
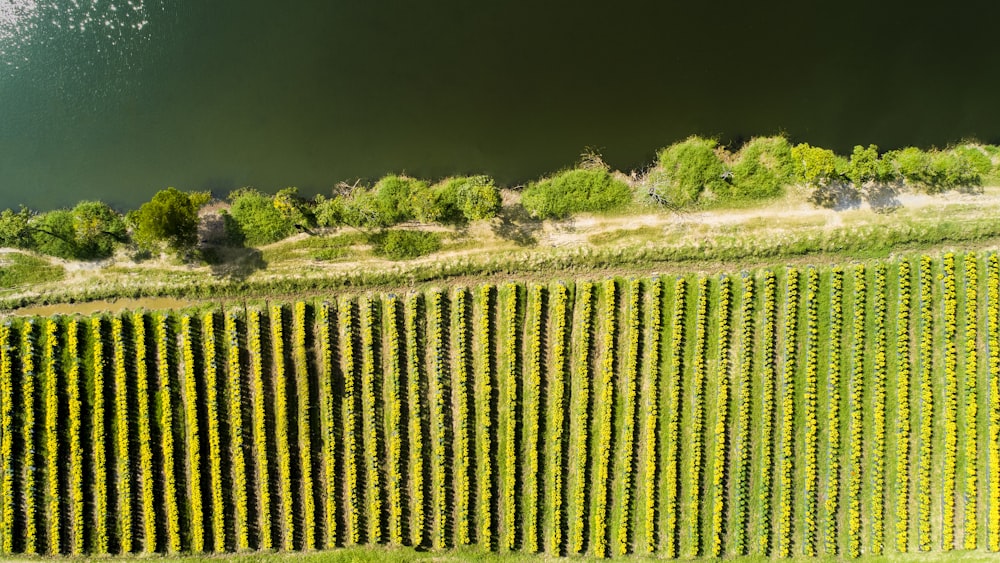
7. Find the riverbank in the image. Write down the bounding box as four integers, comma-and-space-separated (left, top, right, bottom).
4, 186, 1000, 314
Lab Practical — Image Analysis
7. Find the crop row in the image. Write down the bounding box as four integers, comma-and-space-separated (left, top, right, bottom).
0, 260, 997, 557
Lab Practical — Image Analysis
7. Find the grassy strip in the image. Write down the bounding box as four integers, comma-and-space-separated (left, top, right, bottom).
404, 295, 425, 547
154, 314, 180, 553
111, 317, 133, 553
451, 288, 471, 547
293, 302, 316, 550
962, 254, 979, 549
42, 319, 59, 554
663, 277, 685, 557
591, 280, 616, 557
337, 299, 362, 545
568, 282, 594, 555
179, 315, 204, 553
92, 316, 110, 553
777, 269, 799, 557
248, 309, 274, 550
0, 321, 11, 552
429, 290, 448, 549
989, 254, 1000, 551
270, 305, 295, 550
381, 295, 403, 545
895, 259, 913, 552
224, 311, 250, 551
358, 297, 383, 545
942, 254, 958, 550
545, 282, 569, 554
203, 312, 227, 552
522, 284, 542, 553
132, 313, 157, 552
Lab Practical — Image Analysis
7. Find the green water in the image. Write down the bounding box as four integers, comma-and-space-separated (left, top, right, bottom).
2, 1, 999, 211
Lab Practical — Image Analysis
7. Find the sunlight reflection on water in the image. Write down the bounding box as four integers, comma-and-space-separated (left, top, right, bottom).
1, 0, 154, 73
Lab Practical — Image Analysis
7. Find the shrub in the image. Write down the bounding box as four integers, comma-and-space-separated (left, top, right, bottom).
30, 210, 78, 259
377, 174, 425, 224
791, 143, 840, 187
653, 136, 727, 206
313, 194, 345, 227
371, 230, 441, 260
846, 144, 895, 187
131, 187, 201, 252
887, 147, 933, 186
730, 136, 794, 199
522, 168, 631, 218
454, 175, 502, 221
227, 188, 296, 246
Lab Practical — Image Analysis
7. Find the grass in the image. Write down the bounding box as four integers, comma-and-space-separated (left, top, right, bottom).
0, 252, 64, 289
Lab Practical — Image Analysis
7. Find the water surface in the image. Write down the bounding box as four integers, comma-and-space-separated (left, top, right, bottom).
2, 1, 999, 210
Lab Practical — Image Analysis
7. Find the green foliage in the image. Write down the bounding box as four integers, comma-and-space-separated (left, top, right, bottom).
69, 201, 126, 258
227, 188, 296, 246
652, 136, 726, 206
313, 194, 345, 228
522, 168, 631, 218
846, 144, 895, 187
0, 207, 33, 248
132, 187, 201, 252
376, 175, 425, 224
31, 210, 79, 259
274, 187, 315, 228
370, 230, 442, 260
886, 147, 933, 186
791, 143, 841, 187
453, 175, 502, 221
730, 136, 794, 199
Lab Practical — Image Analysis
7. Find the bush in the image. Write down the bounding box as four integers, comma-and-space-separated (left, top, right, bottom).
522, 168, 631, 218
791, 143, 841, 188
376, 175, 427, 224
370, 230, 442, 260
653, 136, 727, 206
227, 189, 296, 246
730, 136, 794, 199
846, 144, 895, 187
131, 187, 201, 252
886, 147, 933, 186
454, 176, 502, 221
313, 195, 345, 228
69, 201, 126, 258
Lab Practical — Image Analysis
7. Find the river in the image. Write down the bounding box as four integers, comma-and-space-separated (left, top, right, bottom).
2, 0, 999, 211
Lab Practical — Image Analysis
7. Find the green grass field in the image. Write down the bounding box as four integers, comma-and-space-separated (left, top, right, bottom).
0, 251, 999, 559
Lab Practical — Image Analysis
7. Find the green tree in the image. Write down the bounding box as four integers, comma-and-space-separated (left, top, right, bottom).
454, 175, 502, 221
313, 194, 345, 228
886, 147, 933, 186
730, 136, 794, 199
374, 175, 425, 225
522, 168, 632, 218
132, 187, 201, 252
652, 136, 727, 206
0, 207, 34, 248
846, 144, 881, 187
70, 201, 127, 258
227, 188, 296, 246
273, 187, 315, 228
791, 143, 840, 187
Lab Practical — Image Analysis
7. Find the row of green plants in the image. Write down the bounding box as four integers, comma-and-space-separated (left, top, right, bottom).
3, 139, 998, 265
2, 258, 1000, 556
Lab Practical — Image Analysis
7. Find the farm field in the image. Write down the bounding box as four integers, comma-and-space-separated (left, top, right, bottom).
1, 251, 1000, 559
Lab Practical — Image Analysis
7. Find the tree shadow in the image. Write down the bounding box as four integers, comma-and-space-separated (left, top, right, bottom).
491, 204, 542, 246
863, 181, 902, 214
808, 181, 862, 210
204, 245, 267, 281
